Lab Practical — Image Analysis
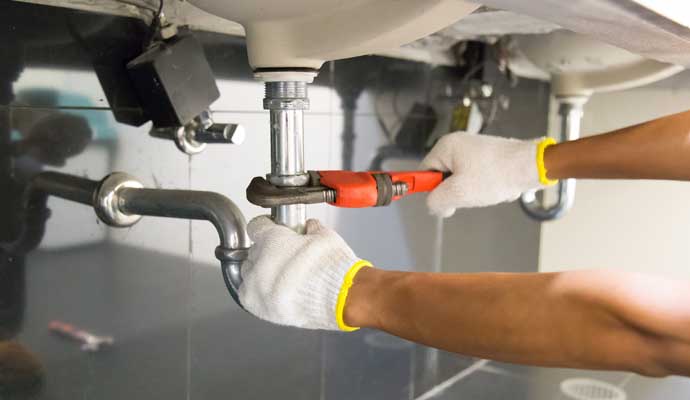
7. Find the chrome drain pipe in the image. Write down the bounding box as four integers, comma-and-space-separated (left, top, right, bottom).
264, 81, 309, 233
11, 171, 250, 306
520, 96, 586, 221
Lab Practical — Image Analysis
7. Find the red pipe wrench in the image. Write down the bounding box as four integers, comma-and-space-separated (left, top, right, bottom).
246, 170, 447, 209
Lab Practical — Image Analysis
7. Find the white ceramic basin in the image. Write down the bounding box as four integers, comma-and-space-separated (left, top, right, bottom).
479, 0, 690, 68
188, 0, 478, 71
509, 31, 683, 97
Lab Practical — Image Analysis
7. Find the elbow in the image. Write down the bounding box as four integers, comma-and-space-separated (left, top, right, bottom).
202, 192, 251, 251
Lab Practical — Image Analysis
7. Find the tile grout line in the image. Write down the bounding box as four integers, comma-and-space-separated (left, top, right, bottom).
477, 364, 523, 378
414, 359, 490, 400
186, 155, 193, 400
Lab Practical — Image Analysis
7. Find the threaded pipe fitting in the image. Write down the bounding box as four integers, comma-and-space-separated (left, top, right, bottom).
265, 81, 308, 99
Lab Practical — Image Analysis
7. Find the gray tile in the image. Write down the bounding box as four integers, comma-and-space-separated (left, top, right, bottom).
323, 330, 413, 400
188, 260, 323, 400
432, 370, 530, 400
480, 363, 632, 400
412, 346, 478, 398
619, 374, 690, 400
19, 244, 190, 400
486, 362, 629, 385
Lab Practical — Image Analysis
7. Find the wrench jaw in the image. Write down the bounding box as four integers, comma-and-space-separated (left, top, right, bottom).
246, 176, 333, 208
245, 173, 387, 209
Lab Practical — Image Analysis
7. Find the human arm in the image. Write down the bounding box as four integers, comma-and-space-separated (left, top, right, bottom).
240, 216, 690, 377
545, 109, 690, 180
345, 267, 690, 377
422, 109, 690, 216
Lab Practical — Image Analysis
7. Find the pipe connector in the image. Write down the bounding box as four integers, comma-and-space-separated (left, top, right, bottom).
263, 81, 309, 110
149, 111, 245, 156
94, 173, 144, 227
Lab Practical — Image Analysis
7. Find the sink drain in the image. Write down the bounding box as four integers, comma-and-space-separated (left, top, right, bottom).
560, 378, 626, 400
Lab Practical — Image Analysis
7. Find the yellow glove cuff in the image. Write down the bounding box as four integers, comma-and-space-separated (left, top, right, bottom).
536, 137, 558, 186
335, 260, 373, 332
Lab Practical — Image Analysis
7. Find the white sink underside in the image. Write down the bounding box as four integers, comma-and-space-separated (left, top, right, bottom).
16, 0, 690, 67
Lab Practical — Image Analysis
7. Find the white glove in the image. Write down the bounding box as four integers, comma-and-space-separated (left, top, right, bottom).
421, 132, 550, 217
239, 216, 371, 331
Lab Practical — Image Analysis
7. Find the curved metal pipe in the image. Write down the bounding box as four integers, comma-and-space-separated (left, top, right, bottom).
113, 183, 250, 305
520, 178, 576, 221
4, 171, 250, 307
96, 173, 250, 306
519, 97, 586, 221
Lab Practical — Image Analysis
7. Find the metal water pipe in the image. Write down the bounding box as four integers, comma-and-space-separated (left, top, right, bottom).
263, 80, 310, 233
519, 96, 587, 221
5, 171, 250, 306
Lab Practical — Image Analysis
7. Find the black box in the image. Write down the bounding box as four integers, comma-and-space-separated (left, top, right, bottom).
127, 33, 220, 127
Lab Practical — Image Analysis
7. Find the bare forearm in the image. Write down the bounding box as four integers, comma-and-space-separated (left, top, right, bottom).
345, 268, 690, 376
346, 269, 632, 370
545, 109, 690, 180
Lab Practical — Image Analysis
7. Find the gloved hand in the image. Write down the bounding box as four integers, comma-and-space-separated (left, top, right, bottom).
421, 132, 554, 217
239, 216, 371, 331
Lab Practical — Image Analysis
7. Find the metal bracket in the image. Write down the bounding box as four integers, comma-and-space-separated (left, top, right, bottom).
150, 110, 245, 155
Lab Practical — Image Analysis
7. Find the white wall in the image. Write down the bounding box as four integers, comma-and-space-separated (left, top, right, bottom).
539, 71, 690, 279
